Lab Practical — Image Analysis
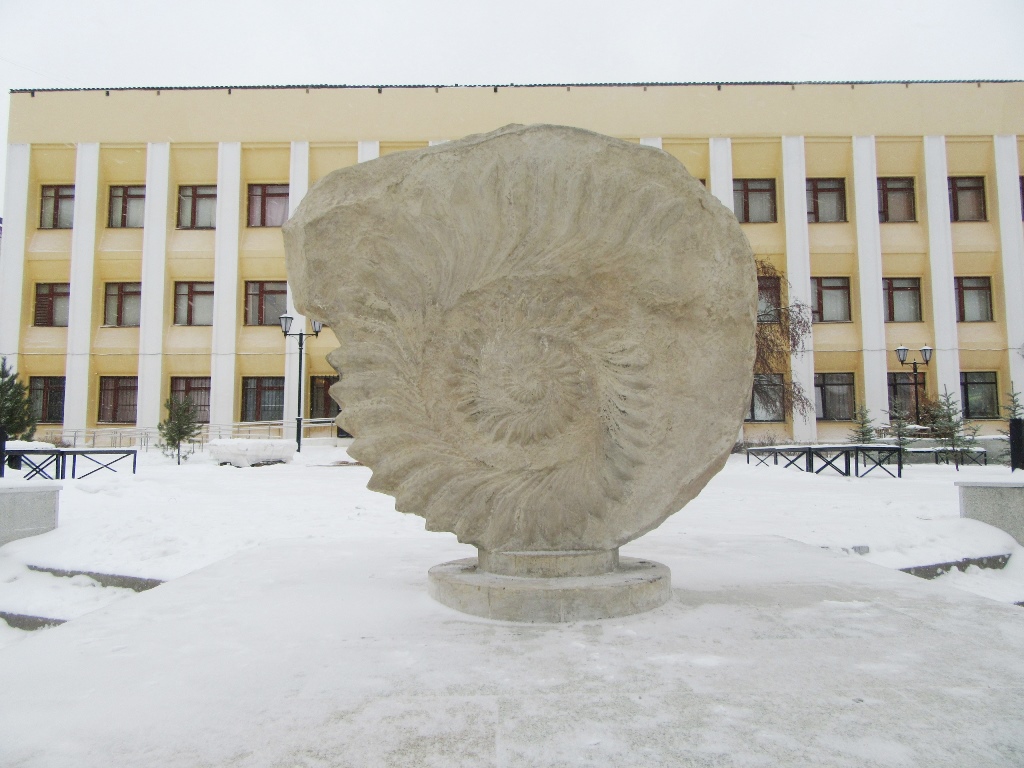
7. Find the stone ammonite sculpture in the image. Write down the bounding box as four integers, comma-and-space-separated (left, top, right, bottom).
284, 124, 757, 621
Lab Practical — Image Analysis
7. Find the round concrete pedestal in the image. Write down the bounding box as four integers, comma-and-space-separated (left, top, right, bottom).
428, 553, 671, 623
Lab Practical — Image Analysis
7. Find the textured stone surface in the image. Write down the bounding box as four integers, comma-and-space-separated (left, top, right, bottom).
428, 556, 671, 623
477, 548, 619, 578
957, 481, 1024, 545
284, 124, 756, 554
0, 482, 61, 547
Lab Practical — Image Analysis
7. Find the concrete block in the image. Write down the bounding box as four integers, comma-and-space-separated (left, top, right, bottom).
428, 556, 671, 622
477, 549, 619, 578
956, 480, 1024, 545
0, 481, 61, 547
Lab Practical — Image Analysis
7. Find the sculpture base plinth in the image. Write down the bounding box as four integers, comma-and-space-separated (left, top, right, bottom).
428, 555, 671, 623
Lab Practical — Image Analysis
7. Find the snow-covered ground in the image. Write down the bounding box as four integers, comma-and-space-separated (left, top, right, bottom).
2, 444, 1024, 766
1, 443, 1021, 649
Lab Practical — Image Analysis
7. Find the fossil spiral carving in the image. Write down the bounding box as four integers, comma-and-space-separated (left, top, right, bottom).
284, 124, 756, 553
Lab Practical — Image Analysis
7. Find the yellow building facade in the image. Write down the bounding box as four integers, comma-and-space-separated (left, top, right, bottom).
1, 82, 1022, 443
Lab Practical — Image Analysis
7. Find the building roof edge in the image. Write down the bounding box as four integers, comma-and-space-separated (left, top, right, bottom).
10, 80, 1024, 94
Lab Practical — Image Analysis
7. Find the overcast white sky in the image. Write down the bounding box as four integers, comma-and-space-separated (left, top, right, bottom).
2, 0, 1023, 216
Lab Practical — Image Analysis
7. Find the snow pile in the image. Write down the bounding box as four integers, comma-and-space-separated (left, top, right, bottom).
0, 557, 134, 620
935, 555, 1024, 603
2, 440, 57, 450
208, 439, 296, 467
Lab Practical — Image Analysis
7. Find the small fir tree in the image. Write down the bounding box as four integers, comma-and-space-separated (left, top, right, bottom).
999, 383, 1023, 439
158, 395, 202, 465
915, 391, 941, 427
884, 404, 915, 460
0, 357, 36, 442
847, 405, 877, 444
930, 388, 979, 470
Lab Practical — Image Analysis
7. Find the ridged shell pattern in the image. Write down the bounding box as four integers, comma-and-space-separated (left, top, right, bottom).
284, 124, 757, 553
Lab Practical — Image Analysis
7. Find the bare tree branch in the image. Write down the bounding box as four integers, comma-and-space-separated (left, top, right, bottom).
752, 260, 814, 418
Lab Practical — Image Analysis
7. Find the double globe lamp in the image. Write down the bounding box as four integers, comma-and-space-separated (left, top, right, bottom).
279, 313, 323, 452
894, 344, 933, 424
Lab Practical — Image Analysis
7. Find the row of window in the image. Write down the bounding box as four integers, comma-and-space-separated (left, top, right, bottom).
735, 176, 1001, 224
39, 176, 1024, 231
28, 375, 342, 425
32, 274, 997, 331
756, 275, 995, 324
747, 371, 1001, 423
33, 281, 288, 328
39, 184, 290, 230
29, 368, 1001, 426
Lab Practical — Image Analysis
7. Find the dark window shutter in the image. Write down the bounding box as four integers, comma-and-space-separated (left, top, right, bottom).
35, 295, 51, 326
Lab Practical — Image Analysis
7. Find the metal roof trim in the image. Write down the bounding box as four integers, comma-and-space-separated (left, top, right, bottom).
11, 80, 1024, 95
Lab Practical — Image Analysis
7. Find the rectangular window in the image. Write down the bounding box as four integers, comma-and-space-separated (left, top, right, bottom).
954, 277, 993, 322
34, 283, 71, 327
746, 373, 785, 422
177, 185, 217, 229
806, 178, 847, 223
244, 281, 288, 326
40, 185, 75, 229
98, 376, 138, 423
247, 184, 290, 227
108, 185, 146, 228
241, 376, 284, 422
757, 276, 782, 324
310, 375, 341, 419
173, 282, 214, 326
814, 373, 855, 421
733, 179, 777, 224
170, 376, 211, 423
28, 377, 65, 423
810, 277, 851, 323
104, 282, 142, 326
877, 177, 916, 223
887, 372, 925, 417
882, 278, 922, 322
948, 177, 986, 222
960, 372, 999, 419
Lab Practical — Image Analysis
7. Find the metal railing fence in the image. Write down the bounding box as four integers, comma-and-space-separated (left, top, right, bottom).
40, 418, 342, 451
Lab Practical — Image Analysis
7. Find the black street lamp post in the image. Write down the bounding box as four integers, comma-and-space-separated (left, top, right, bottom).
894, 344, 933, 424
279, 314, 323, 452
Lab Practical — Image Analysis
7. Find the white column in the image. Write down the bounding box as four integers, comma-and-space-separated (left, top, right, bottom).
284, 141, 310, 423
0, 144, 30, 367
994, 135, 1024, 390
852, 136, 890, 424
639, 137, 663, 150
782, 136, 816, 442
357, 141, 380, 163
63, 143, 101, 431
135, 142, 171, 430
209, 142, 242, 427
923, 136, 961, 401
710, 137, 744, 441
709, 138, 734, 212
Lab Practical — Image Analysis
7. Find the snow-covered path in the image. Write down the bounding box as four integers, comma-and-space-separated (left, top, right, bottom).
2, 533, 1023, 767
1, 446, 1023, 765
1, 447, 1022, 642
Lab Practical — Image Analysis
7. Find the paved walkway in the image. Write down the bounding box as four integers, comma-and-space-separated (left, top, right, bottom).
1, 534, 1022, 767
